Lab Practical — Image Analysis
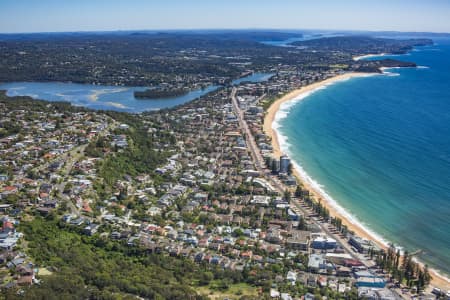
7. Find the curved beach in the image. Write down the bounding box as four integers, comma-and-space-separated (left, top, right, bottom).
353, 53, 387, 61
263, 72, 450, 290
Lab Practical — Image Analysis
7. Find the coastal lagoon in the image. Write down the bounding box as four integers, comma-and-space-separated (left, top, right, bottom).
0, 82, 218, 113
0, 73, 273, 113
276, 39, 450, 275
231, 72, 273, 85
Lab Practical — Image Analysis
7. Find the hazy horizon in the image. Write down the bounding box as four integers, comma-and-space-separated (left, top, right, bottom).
1, 0, 450, 34
1, 28, 449, 36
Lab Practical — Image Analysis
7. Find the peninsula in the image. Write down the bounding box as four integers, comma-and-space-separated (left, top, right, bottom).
134, 88, 189, 99
0, 31, 447, 300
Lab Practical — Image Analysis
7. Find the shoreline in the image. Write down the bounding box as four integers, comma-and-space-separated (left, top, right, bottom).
353, 53, 387, 61
263, 72, 387, 246
263, 72, 450, 290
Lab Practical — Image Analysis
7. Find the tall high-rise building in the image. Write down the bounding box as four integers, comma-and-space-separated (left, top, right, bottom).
280, 155, 290, 174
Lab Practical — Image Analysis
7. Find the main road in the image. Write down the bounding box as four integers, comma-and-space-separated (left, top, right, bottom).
230, 86, 377, 270
231, 87, 266, 171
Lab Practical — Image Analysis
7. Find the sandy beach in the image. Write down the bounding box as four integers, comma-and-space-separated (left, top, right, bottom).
88, 87, 128, 102
263, 72, 450, 290
353, 53, 387, 61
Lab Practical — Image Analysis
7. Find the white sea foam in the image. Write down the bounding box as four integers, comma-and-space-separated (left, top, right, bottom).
8, 86, 26, 91
272, 73, 450, 281
383, 71, 400, 77
380, 65, 430, 76
288, 158, 391, 247
273, 74, 377, 131
272, 76, 394, 249
380, 68, 401, 76
409, 255, 450, 284
273, 87, 324, 139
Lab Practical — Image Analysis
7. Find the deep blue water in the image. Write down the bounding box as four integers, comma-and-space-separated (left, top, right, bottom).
0, 73, 272, 113
277, 39, 450, 275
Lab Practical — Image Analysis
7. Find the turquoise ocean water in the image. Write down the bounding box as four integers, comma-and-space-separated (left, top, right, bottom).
276, 38, 450, 275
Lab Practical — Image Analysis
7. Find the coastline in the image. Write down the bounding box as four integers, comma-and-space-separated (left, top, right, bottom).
353, 53, 387, 61
263, 72, 450, 290
263, 72, 387, 246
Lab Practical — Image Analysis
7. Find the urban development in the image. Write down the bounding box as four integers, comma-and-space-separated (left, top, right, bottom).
0, 32, 446, 299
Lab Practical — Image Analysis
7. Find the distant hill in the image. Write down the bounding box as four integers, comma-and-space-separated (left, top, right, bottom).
0, 30, 302, 42
291, 36, 433, 55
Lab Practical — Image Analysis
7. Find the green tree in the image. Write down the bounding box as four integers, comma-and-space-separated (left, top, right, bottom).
198, 271, 214, 286
284, 189, 291, 202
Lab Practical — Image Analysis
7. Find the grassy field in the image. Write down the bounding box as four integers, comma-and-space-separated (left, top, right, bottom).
37, 267, 53, 276
197, 281, 260, 299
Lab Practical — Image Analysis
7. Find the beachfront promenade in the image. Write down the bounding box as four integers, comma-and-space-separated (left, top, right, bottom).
231, 72, 450, 291
230, 86, 377, 270
231, 79, 450, 294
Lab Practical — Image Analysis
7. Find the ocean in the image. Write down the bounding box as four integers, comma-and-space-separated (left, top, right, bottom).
275, 38, 450, 275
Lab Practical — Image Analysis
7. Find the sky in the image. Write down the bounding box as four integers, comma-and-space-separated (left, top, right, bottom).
1, 0, 450, 34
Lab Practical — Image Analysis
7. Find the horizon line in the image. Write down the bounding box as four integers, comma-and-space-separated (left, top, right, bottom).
1, 27, 450, 35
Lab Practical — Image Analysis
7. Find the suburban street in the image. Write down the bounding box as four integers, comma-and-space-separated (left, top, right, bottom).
230, 87, 378, 271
